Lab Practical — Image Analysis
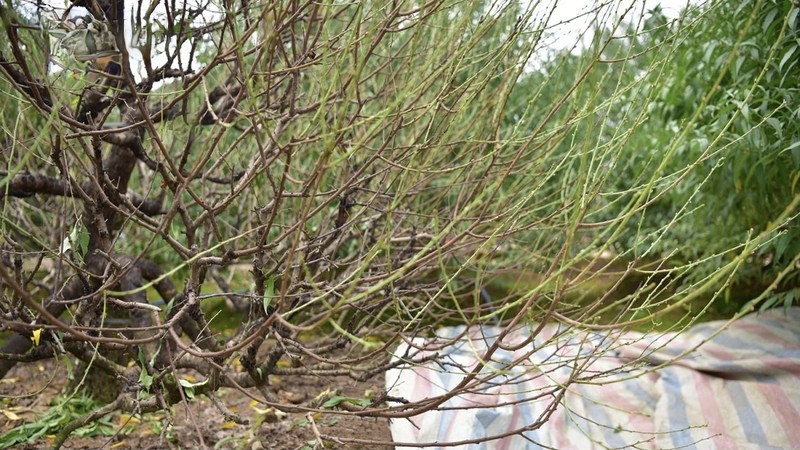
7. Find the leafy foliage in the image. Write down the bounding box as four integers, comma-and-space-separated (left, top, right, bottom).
525, 1, 800, 310
623, 1, 800, 305
0, 394, 119, 448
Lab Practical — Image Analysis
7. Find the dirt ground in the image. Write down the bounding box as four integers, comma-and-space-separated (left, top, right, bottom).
0, 359, 394, 450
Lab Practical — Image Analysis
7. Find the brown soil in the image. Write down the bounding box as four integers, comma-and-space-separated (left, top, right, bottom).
0, 359, 393, 450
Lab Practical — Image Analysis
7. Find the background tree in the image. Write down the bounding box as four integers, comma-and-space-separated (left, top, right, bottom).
592, 0, 800, 313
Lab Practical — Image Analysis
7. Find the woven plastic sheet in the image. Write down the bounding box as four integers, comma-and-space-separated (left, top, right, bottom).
386, 308, 800, 449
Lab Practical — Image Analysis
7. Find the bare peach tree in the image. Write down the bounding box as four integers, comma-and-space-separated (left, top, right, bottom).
2, 0, 793, 448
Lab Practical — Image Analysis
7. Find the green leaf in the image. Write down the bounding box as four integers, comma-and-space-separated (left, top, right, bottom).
137, 347, 147, 367
76, 225, 89, 257
354, 398, 371, 407
779, 44, 797, 73
138, 349, 153, 392
321, 395, 346, 408
762, 7, 778, 32
765, 117, 782, 138
759, 295, 779, 313
179, 378, 208, 388
774, 233, 789, 262
292, 418, 310, 428
320, 395, 370, 409
179, 378, 208, 400
784, 289, 797, 312
139, 371, 153, 392
60, 217, 89, 261
183, 386, 195, 400
61, 355, 73, 381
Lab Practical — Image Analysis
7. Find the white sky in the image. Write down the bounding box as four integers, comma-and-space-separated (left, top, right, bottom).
54, 0, 701, 80
538, 0, 701, 52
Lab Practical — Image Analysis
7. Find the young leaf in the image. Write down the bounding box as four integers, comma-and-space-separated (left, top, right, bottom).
179, 378, 208, 400
292, 418, 310, 428
139, 371, 153, 392
321, 395, 346, 409
263, 275, 276, 314
182, 385, 194, 400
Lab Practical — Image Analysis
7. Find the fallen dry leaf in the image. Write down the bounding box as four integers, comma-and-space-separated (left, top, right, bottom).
1, 409, 21, 421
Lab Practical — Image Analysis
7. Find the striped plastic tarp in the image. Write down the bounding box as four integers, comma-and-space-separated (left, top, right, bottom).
386, 308, 800, 449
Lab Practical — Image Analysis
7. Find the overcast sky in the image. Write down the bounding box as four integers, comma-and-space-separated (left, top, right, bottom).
537, 0, 701, 52
56, 0, 702, 79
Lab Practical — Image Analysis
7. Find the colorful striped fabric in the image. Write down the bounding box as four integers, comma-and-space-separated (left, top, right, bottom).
386, 308, 800, 449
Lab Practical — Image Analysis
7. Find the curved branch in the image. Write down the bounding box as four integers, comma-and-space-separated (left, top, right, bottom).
0, 278, 86, 379
1, 173, 72, 197
1, 172, 165, 216
0, 52, 52, 108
